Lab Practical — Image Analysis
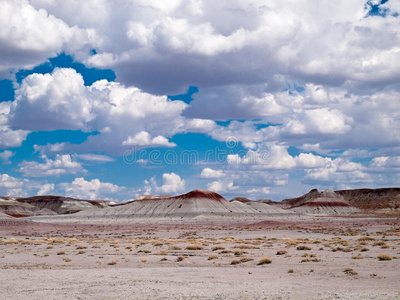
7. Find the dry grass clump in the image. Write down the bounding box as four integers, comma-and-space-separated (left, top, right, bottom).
344, 268, 358, 275
373, 241, 386, 246
77, 251, 85, 255
156, 250, 168, 256
212, 246, 225, 251
76, 245, 87, 250
208, 254, 218, 260
331, 247, 353, 252
301, 257, 321, 263
186, 244, 204, 250
107, 259, 117, 265
235, 245, 259, 249
257, 256, 272, 265
378, 253, 392, 261
63, 258, 72, 262
302, 253, 316, 257
276, 249, 287, 255
239, 257, 254, 263
177, 255, 187, 262
140, 257, 147, 263
360, 247, 369, 252
168, 245, 182, 251
57, 251, 65, 255
138, 249, 151, 254
288, 269, 294, 273
352, 253, 364, 259
301, 253, 320, 262
234, 250, 247, 256
358, 236, 375, 242
296, 245, 312, 251
230, 259, 241, 265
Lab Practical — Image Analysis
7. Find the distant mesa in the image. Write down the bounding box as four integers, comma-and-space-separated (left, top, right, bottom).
0, 187, 400, 220
336, 188, 400, 210
0, 195, 109, 218
230, 197, 251, 203
282, 188, 360, 214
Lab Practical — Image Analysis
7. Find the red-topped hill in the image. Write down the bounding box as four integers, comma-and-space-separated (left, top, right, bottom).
136, 189, 226, 202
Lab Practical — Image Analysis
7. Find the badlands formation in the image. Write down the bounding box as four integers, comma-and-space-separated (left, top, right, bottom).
1, 188, 399, 299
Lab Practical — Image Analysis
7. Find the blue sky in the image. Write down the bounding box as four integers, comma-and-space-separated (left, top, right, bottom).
0, 0, 399, 201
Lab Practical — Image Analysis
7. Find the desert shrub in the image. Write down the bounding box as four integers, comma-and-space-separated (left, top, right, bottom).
239, 257, 254, 263
230, 259, 241, 265
257, 256, 272, 265
276, 249, 287, 255
77, 251, 85, 255
288, 269, 294, 273
212, 246, 225, 251
302, 253, 316, 258
235, 245, 259, 249
76, 245, 87, 250
358, 236, 375, 242
177, 255, 186, 262
57, 251, 65, 255
234, 250, 246, 256
219, 250, 232, 254
344, 268, 358, 275
160, 257, 167, 261
156, 250, 168, 256
168, 245, 182, 251
352, 254, 364, 259
107, 259, 117, 265
186, 244, 204, 250
301, 257, 321, 263
208, 254, 218, 260
373, 241, 386, 246
138, 249, 151, 254
63, 258, 71, 262
378, 253, 392, 261
360, 247, 369, 252
296, 245, 312, 251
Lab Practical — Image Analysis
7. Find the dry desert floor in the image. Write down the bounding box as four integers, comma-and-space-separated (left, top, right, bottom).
1, 216, 400, 299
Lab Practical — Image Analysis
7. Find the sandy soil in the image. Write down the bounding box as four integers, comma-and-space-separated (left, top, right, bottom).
0, 216, 399, 299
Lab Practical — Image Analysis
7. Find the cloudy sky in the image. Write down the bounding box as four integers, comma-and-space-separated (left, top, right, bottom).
0, 0, 399, 201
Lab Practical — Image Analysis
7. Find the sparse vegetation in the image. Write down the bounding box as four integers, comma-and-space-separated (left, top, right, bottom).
177, 255, 186, 262
211, 246, 225, 251
239, 257, 254, 263
378, 253, 392, 261
276, 249, 287, 255
186, 244, 204, 250
257, 256, 272, 265
208, 254, 218, 260
344, 268, 358, 275
296, 245, 312, 251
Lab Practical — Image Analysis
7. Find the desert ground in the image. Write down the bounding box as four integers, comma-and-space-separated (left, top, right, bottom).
1, 215, 399, 300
